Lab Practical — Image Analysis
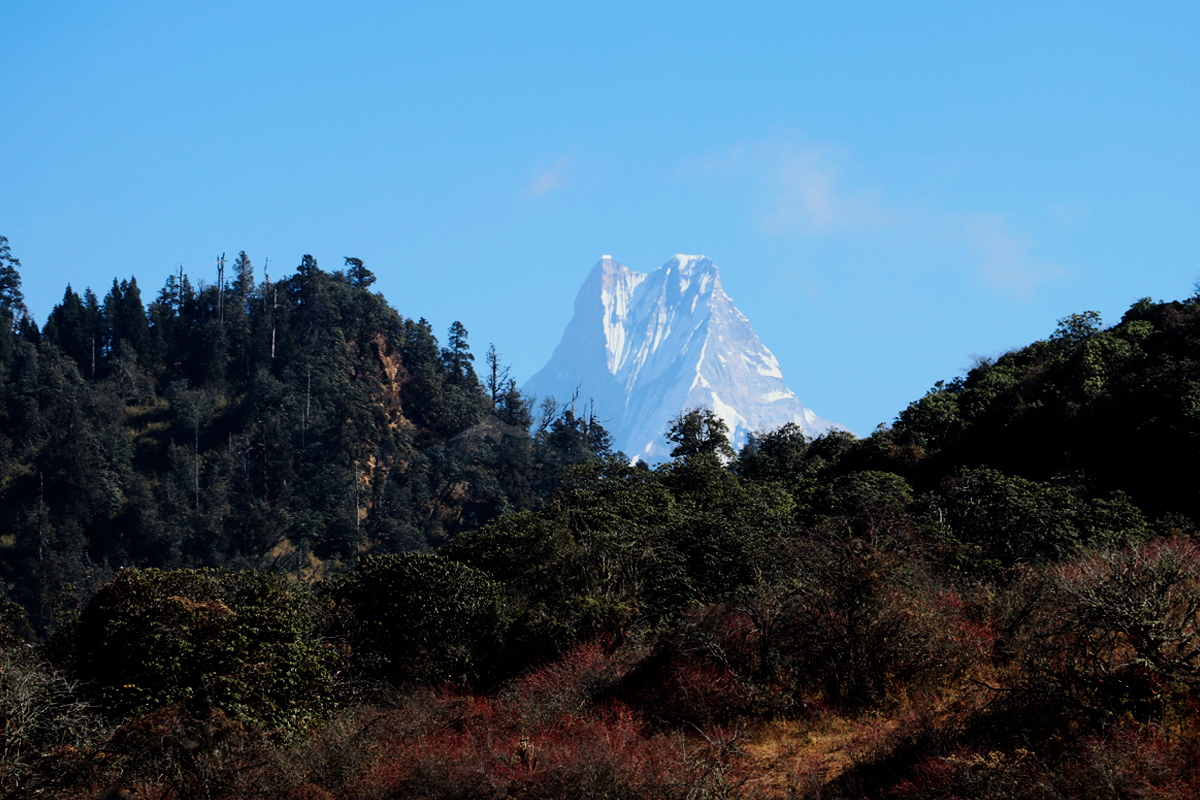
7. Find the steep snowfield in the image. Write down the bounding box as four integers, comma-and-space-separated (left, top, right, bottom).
524, 254, 842, 461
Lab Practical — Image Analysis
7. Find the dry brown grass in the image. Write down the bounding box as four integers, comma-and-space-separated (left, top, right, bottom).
739, 715, 874, 797
734, 682, 997, 799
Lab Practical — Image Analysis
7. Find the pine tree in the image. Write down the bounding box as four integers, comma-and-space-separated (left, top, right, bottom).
484, 344, 509, 404
0, 236, 25, 367
0, 236, 25, 319
344, 257, 375, 288
232, 251, 255, 305
443, 321, 475, 384
227, 252, 255, 380
295, 254, 319, 306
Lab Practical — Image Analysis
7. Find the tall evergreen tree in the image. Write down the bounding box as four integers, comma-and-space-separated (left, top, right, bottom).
104, 278, 150, 369
344, 257, 375, 288
0, 236, 25, 319
496, 378, 533, 429
443, 321, 475, 384
0, 236, 24, 367
484, 344, 509, 404
295, 254, 319, 307
232, 251, 255, 305
227, 252, 255, 379
45, 286, 90, 368
82, 289, 103, 379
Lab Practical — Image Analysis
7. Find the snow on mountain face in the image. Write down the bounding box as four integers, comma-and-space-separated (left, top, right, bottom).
524, 254, 843, 462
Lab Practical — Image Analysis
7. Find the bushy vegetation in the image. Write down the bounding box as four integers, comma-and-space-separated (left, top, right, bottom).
4, 234, 1200, 796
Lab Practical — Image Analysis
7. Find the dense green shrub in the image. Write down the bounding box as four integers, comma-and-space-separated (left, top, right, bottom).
927, 467, 1148, 578
56, 568, 337, 726
324, 553, 506, 687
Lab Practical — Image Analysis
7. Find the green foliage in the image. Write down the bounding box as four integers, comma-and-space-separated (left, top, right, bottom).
443, 502, 643, 669
1051, 310, 1103, 346
56, 568, 337, 726
10, 269, 1200, 797
927, 467, 1148, 579
11, 278, 1200, 797
665, 407, 735, 463
445, 453, 797, 679
662, 456, 795, 603
41, 285, 102, 376
0, 236, 24, 317
324, 553, 505, 686
0, 235, 25, 368
801, 428, 857, 471
735, 422, 809, 482
813, 470, 917, 543
894, 379, 965, 451
343, 256, 375, 288
882, 297, 1200, 523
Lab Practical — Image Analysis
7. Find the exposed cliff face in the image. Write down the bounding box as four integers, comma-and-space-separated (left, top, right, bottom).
524, 254, 842, 462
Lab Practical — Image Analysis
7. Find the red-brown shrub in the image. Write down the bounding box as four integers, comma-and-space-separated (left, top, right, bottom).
1056, 721, 1200, 799
683, 604, 761, 675
603, 639, 756, 728
339, 690, 707, 799
879, 722, 1200, 800
1006, 536, 1200, 728
504, 641, 614, 726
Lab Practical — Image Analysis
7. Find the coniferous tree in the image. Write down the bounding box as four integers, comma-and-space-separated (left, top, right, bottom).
443, 321, 475, 384
232, 251, 256, 301
294, 254, 320, 308
0, 250, 611, 633
43, 287, 90, 368
484, 344, 508, 404
103, 278, 149, 369
496, 378, 533, 429
344, 256, 375, 288
0, 236, 24, 368
15, 315, 38, 345
226, 251, 255, 380
81, 289, 103, 380
441, 322, 488, 435
0, 236, 25, 320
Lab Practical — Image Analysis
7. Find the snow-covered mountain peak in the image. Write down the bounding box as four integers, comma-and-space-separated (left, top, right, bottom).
526, 254, 843, 461
669, 254, 709, 276
576, 256, 647, 374
655, 254, 719, 300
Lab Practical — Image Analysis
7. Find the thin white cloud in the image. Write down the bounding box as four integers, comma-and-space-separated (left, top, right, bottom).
698, 138, 896, 235
764, 147, 895, 234
961, 214, 1065, 297
691, 134, 1067, 300
526, 153, 574, 198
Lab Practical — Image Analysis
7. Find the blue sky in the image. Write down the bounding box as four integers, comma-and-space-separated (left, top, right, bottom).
4, 2, 1199, 434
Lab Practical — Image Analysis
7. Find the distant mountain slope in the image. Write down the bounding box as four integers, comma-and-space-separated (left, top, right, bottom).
524, 254, 841, 461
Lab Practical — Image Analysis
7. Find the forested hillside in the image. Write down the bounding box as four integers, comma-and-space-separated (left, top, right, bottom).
4, 232, 1200, 798
0, 240, 612, 634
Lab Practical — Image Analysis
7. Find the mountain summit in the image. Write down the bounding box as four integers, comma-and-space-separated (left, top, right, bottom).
524, 254, 842, 461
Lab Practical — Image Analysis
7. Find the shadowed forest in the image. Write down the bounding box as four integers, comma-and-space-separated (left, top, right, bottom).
2, 235, 1200, 798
